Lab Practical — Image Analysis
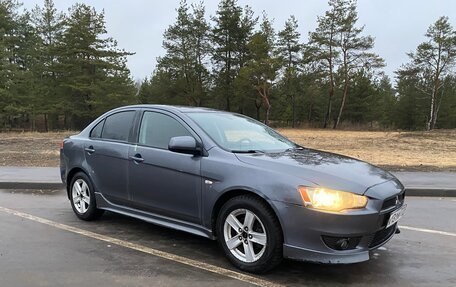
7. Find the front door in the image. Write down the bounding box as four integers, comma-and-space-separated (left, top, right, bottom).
128, 110, 202, 223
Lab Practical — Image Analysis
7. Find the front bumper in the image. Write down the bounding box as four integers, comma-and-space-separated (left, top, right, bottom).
275, 182, 405, 264
283, 223, 398, 264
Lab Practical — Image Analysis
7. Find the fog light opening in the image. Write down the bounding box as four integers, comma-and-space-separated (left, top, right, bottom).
322, 235, 361, 250
335, 238, 350, 250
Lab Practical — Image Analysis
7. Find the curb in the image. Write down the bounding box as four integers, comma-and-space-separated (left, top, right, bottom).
0, 182, 455, 197
0, 182, 64, 190
404, 188, 456, 197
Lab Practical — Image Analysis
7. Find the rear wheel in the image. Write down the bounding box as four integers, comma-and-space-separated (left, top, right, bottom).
216, 195, 283, 273
70, 172, 104, 221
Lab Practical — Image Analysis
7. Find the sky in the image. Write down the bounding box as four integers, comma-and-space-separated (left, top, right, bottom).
22, 0, 456, 82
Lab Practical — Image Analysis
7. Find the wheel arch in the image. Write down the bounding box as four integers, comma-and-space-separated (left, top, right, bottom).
210, 188, 284, 238
66, 167, 90, 199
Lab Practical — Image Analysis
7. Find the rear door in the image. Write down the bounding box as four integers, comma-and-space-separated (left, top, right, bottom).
128, 110, 202, 223
85, 110, 137, 204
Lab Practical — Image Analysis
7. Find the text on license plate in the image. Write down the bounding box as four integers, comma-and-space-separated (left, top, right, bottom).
387, 204, 407, 228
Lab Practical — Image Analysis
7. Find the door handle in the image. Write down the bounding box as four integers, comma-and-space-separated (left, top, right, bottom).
85, 146, 95, 154
130, 154, 144, 163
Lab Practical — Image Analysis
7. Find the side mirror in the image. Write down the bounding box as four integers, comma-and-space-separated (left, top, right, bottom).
168, 136, 202, 155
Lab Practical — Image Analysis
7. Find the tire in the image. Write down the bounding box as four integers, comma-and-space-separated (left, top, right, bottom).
216, 194, 283, 273
69, 172, 104, 221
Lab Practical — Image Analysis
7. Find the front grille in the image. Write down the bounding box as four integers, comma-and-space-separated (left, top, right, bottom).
369, 223, 396, 248
381, 191, 405, 211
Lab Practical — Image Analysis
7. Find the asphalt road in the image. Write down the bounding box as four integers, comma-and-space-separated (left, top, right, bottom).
0, 189, 455, 287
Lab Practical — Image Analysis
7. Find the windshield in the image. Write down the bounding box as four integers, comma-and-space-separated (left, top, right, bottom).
187, 112, 297, 153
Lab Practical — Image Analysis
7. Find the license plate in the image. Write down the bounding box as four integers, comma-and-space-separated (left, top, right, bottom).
387, 204, 406, 228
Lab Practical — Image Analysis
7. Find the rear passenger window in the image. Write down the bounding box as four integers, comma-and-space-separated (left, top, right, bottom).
102, 111, 135, 141
90, 120, 104, 138
139, 111, 192, 149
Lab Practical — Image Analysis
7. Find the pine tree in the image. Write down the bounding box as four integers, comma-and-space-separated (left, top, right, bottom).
407, 17, 456, 130
157, 0, 211, 107
191, 2, 211, 106
58, 3, 135, 129
375, 75, 397, 128
237, 14, 279, 125
308, 0, 345, 128
31, 0, 65, 130
212, 0, 257, 111
332, 0, 384, 129
437, 75, 456, 128
277, 15, 302, 128
394, 67, 430, 129
0, 0, 20, 128
0, 0, 40, 129
10, 11, 41, 129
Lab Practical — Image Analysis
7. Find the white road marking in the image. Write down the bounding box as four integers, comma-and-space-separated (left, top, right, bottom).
0, 206, 283, 287
400, 225, 456, 237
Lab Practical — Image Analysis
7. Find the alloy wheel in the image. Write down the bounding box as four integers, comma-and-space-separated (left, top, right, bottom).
72, 178, 91, 214
223, 208, 267, 263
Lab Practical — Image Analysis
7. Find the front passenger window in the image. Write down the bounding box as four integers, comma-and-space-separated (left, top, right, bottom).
139, 112, 192, 149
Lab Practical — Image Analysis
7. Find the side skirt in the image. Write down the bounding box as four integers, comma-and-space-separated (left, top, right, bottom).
95, 192, 215, 240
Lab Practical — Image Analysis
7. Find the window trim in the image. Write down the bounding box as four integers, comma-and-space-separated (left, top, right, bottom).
88, 109, 138, 144
134, 109, 203, 152
89, 119, 105, 139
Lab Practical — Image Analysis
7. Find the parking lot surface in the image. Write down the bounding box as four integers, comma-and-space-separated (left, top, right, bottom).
0, 189, 455, 287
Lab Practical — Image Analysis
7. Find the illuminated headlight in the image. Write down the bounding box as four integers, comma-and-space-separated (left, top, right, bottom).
298, 186, 368, 212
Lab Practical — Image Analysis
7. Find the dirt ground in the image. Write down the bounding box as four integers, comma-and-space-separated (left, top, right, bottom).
0, 129, 455, 171
0, 131, 75, 167
278, 129, 456, 171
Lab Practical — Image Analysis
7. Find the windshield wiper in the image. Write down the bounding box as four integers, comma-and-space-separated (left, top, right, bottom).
231, 149, 265, 154
284, 146, 304, 152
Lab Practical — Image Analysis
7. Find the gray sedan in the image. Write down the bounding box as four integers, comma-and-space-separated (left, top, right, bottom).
60, 105, 406, 273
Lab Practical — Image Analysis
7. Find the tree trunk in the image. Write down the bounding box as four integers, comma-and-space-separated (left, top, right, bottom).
258, 86, 271, 126
308, 101, 313, 122
323, 26, 336, 129
324, 57, 335, 128
255, 99, 261, 121
44, 114, 48, 132
432, 84, 445, 129
226, 48, 232, 111
264, 104, 271, 126
323, 85, 334, 128
334, 87, 347, 129
291, 94, 296, 128
334, 51, 349, 129
427, 78, 439, 131
427, 42, 443, 131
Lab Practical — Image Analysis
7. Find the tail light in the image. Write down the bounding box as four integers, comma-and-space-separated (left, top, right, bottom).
59, 141, 64, 150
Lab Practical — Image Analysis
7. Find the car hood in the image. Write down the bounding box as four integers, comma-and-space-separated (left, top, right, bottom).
235, 148, 397, 195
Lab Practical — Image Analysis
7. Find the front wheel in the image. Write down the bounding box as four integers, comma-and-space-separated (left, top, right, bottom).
70, 172, 104, 221
216, 195, 283, 273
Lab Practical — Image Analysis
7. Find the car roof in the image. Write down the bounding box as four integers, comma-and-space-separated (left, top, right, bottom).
120, 104, 221, 113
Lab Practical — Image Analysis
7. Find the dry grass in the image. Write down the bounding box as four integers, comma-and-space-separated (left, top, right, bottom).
0, 129, 455, 171
278, 129, 456, 171
0, 131, 75, 167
